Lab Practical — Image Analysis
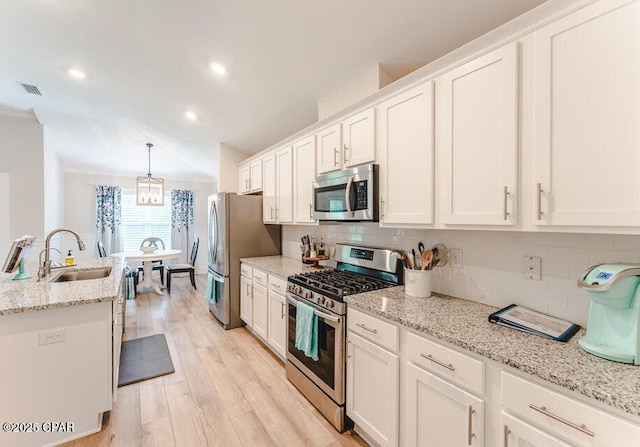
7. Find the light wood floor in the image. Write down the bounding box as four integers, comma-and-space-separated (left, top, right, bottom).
61, 274, 368, 447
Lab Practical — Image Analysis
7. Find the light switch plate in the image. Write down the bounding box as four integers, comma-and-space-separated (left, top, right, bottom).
450, 248, 463, 269
522, 256, 541, 280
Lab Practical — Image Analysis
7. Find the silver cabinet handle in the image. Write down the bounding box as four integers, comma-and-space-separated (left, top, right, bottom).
536, 183, 544, 220
271, 282, 281, 290
281, 302, 285, 319
309, 203, 313, 220
419, 353, 455, 371
528, 404, 594, 437
380, 198, 385, 219
248, 178, 251, 190
346, 338, 351, 359
270, 206, 274, 220
503, 186, 510, 221
343, 143, 349, 164
245, 178, 249, 190
467, 405, 475, 446
333, 147, 339, 166
275, 208, 278, 219
356, 323, 377, 334
503, 425, 510, 447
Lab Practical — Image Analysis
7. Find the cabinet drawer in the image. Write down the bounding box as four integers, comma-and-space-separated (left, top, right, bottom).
348, 308, 398, 353
268, 275, 287, 294
406, 331, 484, 396
241, 263, 252, 278
502, 372, 640, 447
253, 269, 267, 286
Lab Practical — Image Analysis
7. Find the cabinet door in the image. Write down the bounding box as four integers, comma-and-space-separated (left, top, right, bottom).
404, 363, 484, 447
316, 123, 342, 174
250, 159, 263, 192
240, 275, 253, 326
343, 108, 375, 168
501, 412, 571, 447
252, 283, 268, 340
267, 289, 286, 359
238, 164, 251, 194
262, 154, 276, 223
347, 331, 399, 447
378, 81, 435, 226
533, 0, 640, 226
293, 136, 317, 224
276, 146, 293, 223
438, 42, 518, 225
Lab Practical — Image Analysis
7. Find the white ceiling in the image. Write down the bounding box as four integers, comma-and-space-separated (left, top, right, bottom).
0, 0, 547, 181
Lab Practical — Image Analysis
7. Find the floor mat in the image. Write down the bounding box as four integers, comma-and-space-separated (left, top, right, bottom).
118, 334, 175, 387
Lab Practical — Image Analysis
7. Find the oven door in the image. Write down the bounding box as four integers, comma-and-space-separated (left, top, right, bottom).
313, 163, 378, 221
286, 293, 345, 404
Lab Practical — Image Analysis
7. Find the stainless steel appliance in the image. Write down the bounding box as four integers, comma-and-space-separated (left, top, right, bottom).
286, 243, 403, 432
312, 163, 378, 221
207, 192, 281, 329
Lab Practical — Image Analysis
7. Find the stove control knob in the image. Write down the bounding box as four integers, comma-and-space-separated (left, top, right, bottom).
317, 296, 325, 305
288, 284, 295, 292
325, 299, 334, 309
304, 290, 312, 299
294, 286, 302, 294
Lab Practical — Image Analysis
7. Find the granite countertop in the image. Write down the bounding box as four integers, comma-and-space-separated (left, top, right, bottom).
0, 256, 125, 315
240, 255, 327, 278
240, 255, 640, 419
346, 287, 640, 419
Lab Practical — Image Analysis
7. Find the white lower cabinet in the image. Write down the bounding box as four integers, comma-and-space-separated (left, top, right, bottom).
252, 282, 268, 340
240, 273, 253, 326
267, 276, 287, 359
347, 331, 399, 447
502, 372, 640, 447
404, 363, 484, 447
501, 412, 571, 447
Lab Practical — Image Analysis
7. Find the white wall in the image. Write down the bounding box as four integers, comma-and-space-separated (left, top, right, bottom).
0, 113, 44, 264
282, 225, 640, 327
63, 172, 214, 272
218, 142, 249, 193
43, 127, 64, 234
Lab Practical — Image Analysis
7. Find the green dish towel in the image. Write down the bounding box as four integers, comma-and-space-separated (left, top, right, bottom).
205, 273, 216, 303
295, 300, 319, 361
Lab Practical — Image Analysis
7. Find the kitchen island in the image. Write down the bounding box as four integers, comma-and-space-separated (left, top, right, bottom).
0, 256, 126, 447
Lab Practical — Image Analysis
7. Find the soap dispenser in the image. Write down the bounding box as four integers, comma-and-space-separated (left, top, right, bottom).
66, 250, 75, 266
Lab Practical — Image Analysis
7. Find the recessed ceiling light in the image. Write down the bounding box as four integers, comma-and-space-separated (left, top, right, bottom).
68, 68, 86, 79
185, 111, 198, 121
210, 62, 227, 77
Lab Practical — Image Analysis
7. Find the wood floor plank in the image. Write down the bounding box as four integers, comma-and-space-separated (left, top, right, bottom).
57, 273, 370, 447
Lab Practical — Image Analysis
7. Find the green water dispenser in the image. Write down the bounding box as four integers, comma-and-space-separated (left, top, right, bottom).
577, 263, 640, 364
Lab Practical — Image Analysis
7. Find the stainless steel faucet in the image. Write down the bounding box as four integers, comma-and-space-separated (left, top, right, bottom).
38, 228, 86, 280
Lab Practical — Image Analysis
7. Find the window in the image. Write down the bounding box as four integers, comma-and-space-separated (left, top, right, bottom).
121, 191, 171, 251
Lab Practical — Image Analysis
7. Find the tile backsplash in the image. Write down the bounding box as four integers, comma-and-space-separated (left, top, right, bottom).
282, 225, 640, 327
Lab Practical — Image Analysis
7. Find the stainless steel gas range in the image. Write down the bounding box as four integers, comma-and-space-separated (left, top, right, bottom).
285, 243, 403, 432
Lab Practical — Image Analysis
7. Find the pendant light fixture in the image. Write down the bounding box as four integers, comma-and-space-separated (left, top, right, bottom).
136, 143, 164, 206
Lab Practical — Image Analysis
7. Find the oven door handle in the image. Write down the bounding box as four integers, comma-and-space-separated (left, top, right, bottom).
287, 294, 342, 324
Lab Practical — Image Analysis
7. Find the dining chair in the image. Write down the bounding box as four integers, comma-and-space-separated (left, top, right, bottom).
137, 237, 166, 285
97, 240, 138, 293
165, 238, 199, 293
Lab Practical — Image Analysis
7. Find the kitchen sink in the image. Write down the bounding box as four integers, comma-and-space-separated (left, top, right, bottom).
51, 267, 112, 282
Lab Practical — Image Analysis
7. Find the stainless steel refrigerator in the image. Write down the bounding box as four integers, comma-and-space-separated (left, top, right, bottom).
207, 192, 281, 329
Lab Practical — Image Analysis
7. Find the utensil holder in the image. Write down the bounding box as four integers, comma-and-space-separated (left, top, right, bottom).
404, 268, 432, 298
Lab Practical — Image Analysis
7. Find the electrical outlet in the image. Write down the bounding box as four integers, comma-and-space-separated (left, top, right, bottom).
522, 256, 541, 280
39, 328, 66, 346
450, 248, 463, 268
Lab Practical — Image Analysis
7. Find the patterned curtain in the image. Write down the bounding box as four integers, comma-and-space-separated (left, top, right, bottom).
171, 189, 194, 264
95, 185, 123, 255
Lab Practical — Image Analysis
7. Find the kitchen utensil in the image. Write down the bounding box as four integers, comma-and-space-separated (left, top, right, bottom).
421, 250, 433, 271
405, 250, 415, 270
418, 242, 425, 254
411, 249, 418, 269
431, 243, 449, 268
413, 249, 422, 269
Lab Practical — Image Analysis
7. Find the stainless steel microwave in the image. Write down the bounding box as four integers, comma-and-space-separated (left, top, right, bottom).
313, 163, 378, 221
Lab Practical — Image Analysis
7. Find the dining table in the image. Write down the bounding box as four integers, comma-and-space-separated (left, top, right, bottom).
110, 249, 182, 295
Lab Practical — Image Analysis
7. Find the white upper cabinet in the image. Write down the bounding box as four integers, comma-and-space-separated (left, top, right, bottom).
293, 135, 317, 224
238, 159, 263, 194
437, 42, 519, 226
275, 146, 293, 223
316, 108, 376, 174
342, 108, 376, 168
378, 81, 435, 227
262, 153, 276, 223
533, 0, 640, 227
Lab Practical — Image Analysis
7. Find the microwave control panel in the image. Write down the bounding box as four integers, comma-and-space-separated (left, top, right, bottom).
354, 180, 368, 210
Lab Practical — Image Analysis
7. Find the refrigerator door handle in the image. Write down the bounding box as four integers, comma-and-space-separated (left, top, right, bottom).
211, 201, 219, 263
